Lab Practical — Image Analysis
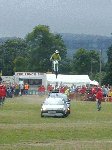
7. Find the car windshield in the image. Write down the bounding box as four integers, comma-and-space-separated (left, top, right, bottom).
44, 100, 64, 105
49, 93, 68, 100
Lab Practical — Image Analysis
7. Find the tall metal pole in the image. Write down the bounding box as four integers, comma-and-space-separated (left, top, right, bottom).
99, 49, 102, 86
90, 59, 92, 79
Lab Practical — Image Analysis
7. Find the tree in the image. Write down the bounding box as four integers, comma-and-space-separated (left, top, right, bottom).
72, 48, 90, 74
102, 45, 112, 85
72, 48, 100, 77
60, 58, 72, 74
89, 50, 101, 80
13, 56, 29, 72
26, 25, 67, 72
0, 38, 29, 75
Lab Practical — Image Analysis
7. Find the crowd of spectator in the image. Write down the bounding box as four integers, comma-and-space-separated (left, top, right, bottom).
46, 83, 112, 102
1, 80, 112, 106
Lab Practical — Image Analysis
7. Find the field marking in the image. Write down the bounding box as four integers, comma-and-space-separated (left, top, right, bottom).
0, 121, 112, 129
1, 140, 112, 147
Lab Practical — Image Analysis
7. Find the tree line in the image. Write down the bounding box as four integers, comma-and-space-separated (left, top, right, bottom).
0, 25, 112, 85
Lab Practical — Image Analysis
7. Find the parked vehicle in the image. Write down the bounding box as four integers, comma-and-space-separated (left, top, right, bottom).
41, 97, 69, 117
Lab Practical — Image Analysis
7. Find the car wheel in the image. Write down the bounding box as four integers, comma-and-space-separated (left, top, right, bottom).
68, 110, 70, 114
63, 112, 67, 118
41, 113, 44, 117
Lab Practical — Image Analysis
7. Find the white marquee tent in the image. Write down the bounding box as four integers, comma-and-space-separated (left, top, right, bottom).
90, 80, 99, 86
46, 74, 91, 86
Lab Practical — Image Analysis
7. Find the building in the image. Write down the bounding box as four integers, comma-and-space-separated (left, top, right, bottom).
14, 72, 47, 89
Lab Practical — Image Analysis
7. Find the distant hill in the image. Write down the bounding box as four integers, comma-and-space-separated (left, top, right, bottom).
1, 34, 112, 62
61, 33, 112, 62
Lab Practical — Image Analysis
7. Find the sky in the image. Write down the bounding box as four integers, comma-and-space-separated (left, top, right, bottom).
0, 0, 112, 38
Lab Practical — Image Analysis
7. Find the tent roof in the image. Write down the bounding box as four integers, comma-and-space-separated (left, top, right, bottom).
46, 74, 91, 84
90, 80, 99, 85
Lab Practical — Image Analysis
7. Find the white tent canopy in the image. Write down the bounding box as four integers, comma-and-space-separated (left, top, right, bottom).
46, 74, 91, 86
90, 80, 99, 86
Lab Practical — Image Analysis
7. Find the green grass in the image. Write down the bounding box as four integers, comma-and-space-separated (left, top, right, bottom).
0, 96, 112, 150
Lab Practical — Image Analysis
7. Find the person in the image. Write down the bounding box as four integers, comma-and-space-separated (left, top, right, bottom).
50, 50, 61, 62
107, 87, 112, 102
0, 84, 6, 105
50, 50, 61, 74
102, 85, 109, 101
19, 83, 24, 96
24, 83, 29, 95
65, 88, 70, 97
38, 85, 46, 96
96, 87, 103, 111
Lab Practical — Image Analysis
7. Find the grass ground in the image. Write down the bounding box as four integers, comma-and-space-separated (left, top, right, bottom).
0, 95, 112, 150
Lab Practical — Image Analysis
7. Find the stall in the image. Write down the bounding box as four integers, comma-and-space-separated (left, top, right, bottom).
14, 72, 47, 89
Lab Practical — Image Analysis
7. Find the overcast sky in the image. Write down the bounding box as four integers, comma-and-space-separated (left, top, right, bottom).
0, 0, 112, 38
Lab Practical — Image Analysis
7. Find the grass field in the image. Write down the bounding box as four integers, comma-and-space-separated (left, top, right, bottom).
0, 95, 112, 150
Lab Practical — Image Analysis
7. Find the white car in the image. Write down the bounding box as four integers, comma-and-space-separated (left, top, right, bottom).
48, 93, 71, 113
41, 97, 69, 117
